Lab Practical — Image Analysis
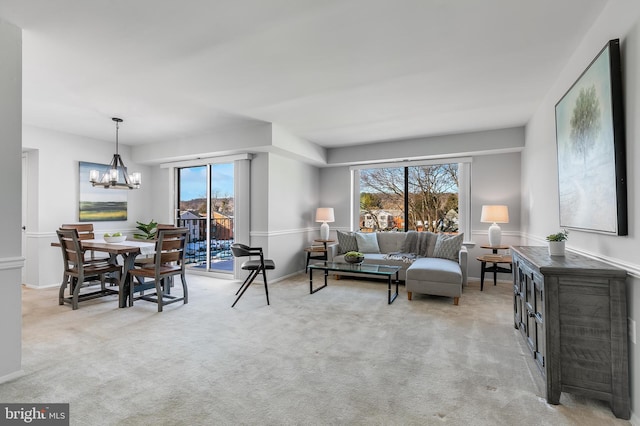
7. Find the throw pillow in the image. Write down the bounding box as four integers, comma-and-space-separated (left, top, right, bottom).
433, 233, 464, 261
336, 231, 358, 254
355, 232, 380, 253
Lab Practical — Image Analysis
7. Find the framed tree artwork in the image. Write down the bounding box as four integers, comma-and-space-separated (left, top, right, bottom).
554, 39, 627, 235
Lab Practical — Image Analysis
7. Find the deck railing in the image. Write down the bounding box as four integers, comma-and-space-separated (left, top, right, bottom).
176, 217, 234, 268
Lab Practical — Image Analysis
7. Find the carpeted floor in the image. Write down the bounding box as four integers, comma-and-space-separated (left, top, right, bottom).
2, 274, 631, 425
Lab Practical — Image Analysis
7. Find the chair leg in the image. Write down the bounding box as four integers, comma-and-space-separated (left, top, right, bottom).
156, 278, 164, 313
235, 272, 255, 295
262, 269, 270, 306
59, 274, 69, 305
181, 273, 188, 304
72, 275, 82, 310
232, 269, 259, 308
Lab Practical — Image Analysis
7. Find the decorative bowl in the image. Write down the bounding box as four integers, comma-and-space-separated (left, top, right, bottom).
104, 235, 126, 243
344, 253, 364, 264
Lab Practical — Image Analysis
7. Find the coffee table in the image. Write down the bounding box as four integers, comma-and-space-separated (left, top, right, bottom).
308, 262, 401, 304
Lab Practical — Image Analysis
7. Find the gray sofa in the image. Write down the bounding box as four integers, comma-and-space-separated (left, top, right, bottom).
328, 231, 467, 305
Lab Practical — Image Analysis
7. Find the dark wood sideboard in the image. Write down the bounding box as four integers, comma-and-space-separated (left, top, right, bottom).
511, 246, 629, 419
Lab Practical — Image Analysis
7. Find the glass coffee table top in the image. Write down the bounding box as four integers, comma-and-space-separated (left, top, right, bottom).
308, 262, 400, 304
308, 261, 400, 275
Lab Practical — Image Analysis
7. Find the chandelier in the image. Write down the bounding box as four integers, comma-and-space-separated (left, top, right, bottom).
89, 117, 141, 189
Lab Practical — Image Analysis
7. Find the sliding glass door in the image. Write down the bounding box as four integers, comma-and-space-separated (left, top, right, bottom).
177, 163, 234, 273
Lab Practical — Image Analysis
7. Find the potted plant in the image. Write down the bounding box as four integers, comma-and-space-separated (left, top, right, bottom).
546, 229, 569, 256
134, 219, 158, 240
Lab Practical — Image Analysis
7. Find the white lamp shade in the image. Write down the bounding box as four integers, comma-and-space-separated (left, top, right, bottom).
315, 207, 335, 223
480, 205, 509, 224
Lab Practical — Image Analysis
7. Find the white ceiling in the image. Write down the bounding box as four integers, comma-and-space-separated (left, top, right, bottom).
0, 0, 609, 147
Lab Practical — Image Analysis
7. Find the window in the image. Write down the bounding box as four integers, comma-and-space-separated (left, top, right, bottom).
353, 159, 470, 237
176, 163, 235, 273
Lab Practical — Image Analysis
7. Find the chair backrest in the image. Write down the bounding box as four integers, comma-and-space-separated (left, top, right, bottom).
157, 224, 176, 230
152, 228, 188, 273
56, 228, 85, 272
61, 223, 95, 240
230, 243, 253, 258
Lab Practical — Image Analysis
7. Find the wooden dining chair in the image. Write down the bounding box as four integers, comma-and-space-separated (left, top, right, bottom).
230, 243, 275, 308
134, 223, 177, 267
56, 228, 122, 310
60, 223, 108, 263
127, 227, 189, 312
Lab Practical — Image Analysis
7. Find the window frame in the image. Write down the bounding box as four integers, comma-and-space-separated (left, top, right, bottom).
350, 157, 471, 240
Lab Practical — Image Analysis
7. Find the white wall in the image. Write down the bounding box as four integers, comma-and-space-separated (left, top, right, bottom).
132, 122, 273, 165
0, 18, 23, 383
265, 153, 320, 277
469, 152, 522, 279
523, 0, 640, 420
327, 127, 524, 166
22, 125, 153, 288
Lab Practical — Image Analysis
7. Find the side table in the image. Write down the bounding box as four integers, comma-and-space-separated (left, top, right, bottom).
477, 254, 513, 291
481, 244, 510, 254
304, 239, 335, 273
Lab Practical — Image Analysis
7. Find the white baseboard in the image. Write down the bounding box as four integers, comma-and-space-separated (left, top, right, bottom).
0, 369, 25, 385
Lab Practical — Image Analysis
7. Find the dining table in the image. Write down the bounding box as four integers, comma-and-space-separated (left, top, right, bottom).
52, 238, 156, 307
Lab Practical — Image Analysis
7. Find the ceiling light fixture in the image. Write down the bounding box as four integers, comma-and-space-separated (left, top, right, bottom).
89, 117, 141, 189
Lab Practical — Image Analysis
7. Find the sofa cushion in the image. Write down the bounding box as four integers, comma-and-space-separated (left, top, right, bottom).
355, 232, 380, 253
376, 232, 406, 254
433, 233, 464, 261
399, 231, 437, 257
407, 257, 462, 284
336, 231, 358, 254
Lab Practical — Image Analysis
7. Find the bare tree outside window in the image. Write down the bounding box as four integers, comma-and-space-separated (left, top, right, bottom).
359, 164, 459, 233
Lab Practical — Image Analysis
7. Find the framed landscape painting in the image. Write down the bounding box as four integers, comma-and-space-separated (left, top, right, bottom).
554, 39, 627, 235
79, 161, 127, 222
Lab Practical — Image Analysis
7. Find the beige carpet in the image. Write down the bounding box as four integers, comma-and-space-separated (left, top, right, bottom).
3, 274, 630, 425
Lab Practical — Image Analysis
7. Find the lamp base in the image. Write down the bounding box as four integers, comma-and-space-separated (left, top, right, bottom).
320, 222, 330, 240
488, 223, 502, 247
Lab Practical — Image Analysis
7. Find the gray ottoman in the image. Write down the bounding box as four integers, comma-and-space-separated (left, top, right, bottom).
406, 258, 463, 305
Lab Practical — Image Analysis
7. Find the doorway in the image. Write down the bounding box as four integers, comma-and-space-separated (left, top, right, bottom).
176, 163, 234, 273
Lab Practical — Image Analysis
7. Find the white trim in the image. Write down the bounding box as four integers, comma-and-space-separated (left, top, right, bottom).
29, 230, 139, 239
160, 153, 253, 168
0, 257, 25, 270
0, 370, 25, 385
250, 228, 316, 238
349, 156, 472, 171
23, 282, 59, 289
517, 232, 640, 279
564, 247, 640, 279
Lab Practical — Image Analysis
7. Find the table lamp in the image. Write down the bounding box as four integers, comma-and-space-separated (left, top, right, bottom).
315, 207, 335, 240
481, 205, 509, 247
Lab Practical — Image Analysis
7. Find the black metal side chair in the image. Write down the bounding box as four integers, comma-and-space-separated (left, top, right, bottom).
230, 243, 275, 307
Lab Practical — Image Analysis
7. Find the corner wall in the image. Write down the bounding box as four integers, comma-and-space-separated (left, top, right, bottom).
259, 153, 321, 278
0, 18, 23, 383
522, 1, 640, 420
